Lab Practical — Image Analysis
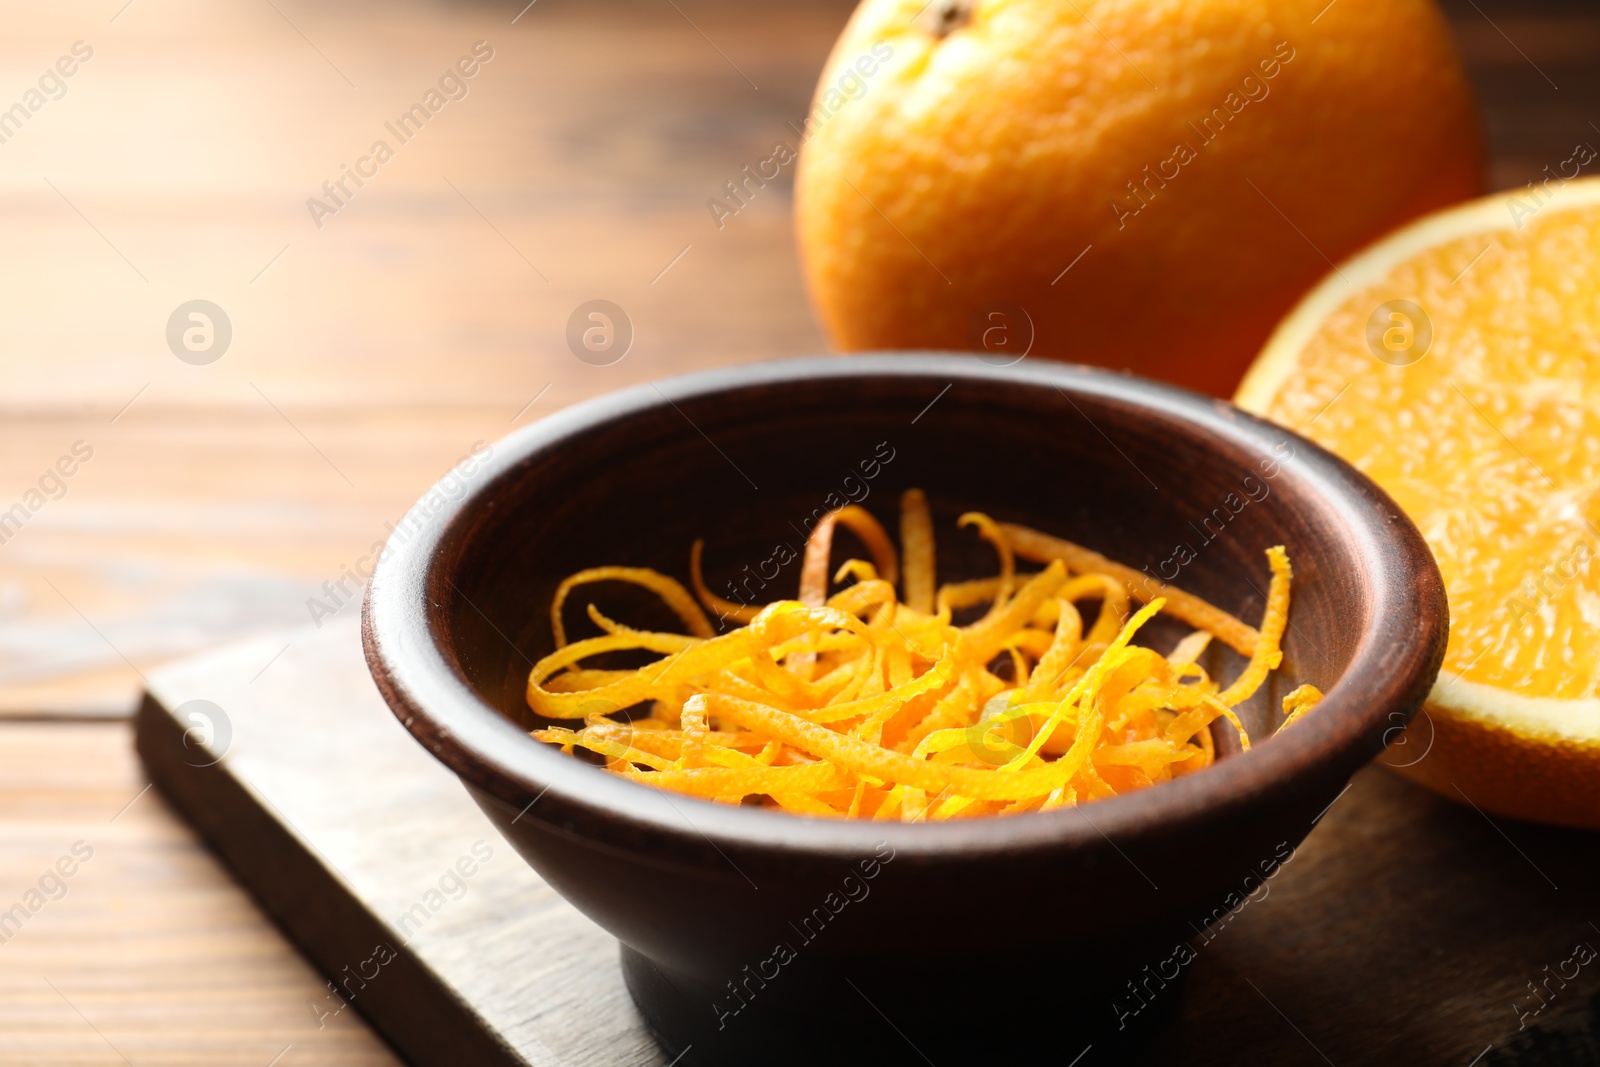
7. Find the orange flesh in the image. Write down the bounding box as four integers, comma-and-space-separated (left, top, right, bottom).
1256, 204, 1600, 700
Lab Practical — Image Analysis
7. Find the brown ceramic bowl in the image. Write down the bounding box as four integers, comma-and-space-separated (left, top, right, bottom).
362, 355, 1446, 1065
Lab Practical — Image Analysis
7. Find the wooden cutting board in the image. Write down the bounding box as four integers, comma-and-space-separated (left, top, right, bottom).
136, 618, 1600, 1066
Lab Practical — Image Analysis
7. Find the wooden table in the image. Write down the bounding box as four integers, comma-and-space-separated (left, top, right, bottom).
0, 0, 1594, 1061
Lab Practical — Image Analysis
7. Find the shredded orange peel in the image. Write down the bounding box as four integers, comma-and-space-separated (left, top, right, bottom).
527, 490, 1323, 820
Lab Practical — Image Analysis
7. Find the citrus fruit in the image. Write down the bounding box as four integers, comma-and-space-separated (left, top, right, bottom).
794, 0, 1482, 396
1237, 176, 1600, 830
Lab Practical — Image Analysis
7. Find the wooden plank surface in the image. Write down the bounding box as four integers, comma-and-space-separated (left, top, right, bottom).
133, 619, 1600, 1067
136, 619, 658, 1067
0, 0, 848, 717
0, 717, 400, 1066
0, 0, 1596, 1061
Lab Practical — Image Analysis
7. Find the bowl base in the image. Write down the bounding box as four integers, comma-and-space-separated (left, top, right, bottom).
620, 943, 1185, 1066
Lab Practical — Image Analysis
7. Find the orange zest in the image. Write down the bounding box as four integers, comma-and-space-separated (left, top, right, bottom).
528, 491, 1315, 819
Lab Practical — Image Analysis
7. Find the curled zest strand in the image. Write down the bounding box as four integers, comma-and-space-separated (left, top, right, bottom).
550, 566, 713, 649
689, 539, 763, 626
1000, 522, 1261, 656
900, 489, 937, 614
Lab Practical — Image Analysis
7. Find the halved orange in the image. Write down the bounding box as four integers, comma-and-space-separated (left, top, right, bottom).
1237, 175, 1600, 830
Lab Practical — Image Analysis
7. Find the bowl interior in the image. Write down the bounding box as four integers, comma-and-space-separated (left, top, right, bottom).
430, 361, 1353, 756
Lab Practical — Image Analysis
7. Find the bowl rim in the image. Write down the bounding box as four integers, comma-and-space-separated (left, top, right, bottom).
362, 353, 1447, 863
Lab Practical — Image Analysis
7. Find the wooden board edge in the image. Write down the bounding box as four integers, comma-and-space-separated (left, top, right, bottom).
133, 691, 526, 1067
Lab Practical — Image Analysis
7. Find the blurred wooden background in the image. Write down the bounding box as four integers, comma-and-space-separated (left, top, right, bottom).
0, 0, 1594, 1062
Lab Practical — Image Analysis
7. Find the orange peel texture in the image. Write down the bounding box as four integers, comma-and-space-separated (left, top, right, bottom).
528, 492, 1313, 819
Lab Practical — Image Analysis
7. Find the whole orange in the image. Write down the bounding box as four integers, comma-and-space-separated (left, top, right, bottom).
795, 0, 1483, 396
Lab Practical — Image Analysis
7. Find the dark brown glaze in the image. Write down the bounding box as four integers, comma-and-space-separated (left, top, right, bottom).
362, 354, 1447, 1064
